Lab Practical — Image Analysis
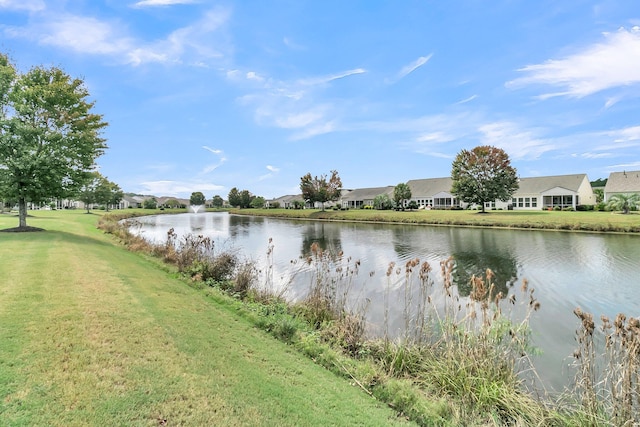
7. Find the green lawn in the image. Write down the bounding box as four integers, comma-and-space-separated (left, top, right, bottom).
235, 207, 640, 233
0, 210, 412, 426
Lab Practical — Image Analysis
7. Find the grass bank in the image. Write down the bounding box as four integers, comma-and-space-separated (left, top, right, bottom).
230, 208, 640, 233
0, 210, 411, 426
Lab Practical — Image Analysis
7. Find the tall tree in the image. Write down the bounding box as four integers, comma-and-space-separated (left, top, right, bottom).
393, 183, 412, 211
300, 170, 342, 211
0, 54, 108, 230
239, 189, 253, 209
451, 145, 518, 213
190, 191, 206, 206
228, 187, 241, 208
211, 195, 224, 208
606, 193, 640, 214
94, 175, 123, 212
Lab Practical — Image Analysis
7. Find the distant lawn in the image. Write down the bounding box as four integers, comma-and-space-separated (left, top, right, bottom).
232, 208, 640, 233
0, 210, 411, 426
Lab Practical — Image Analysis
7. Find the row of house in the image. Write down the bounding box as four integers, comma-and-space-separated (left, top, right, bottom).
269, 171, 640, 211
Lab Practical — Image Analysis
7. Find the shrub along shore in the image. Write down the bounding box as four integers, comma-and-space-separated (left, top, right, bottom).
229, 207, 640, 233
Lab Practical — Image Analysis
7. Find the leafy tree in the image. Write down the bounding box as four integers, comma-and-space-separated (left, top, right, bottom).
250, 196, 265, 209
93, 175, 123, 212
373, 193, 394, 210
239, 189, 253, 209
228, 187, 241, 208
0, 54, 108, 230
190, 191, 206, 206
451, 145, 518, 213
606, 193, 640, 214
292, 200, 305, 210
164, 198, 180, 208
300, 170, 342, 211
393, 183, 412, 211
593, 188, 604, 204
211, 195, 224, 208
78, 172, 99, 213
407, 200, 419, 210
143, 197, 157, 209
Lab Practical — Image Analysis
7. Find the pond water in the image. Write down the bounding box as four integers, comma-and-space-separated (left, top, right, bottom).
129, 212, 640, 392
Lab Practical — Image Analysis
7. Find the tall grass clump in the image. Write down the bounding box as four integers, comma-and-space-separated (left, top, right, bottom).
293, 242, 369, 356
372, 257, 551, 424
572, 308, 639, 426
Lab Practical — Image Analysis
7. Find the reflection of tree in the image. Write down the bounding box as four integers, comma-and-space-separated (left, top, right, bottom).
449, 230, 519, 298
300, 222, 342, 258
228, 215, 263, 238
391, 225, 416, 259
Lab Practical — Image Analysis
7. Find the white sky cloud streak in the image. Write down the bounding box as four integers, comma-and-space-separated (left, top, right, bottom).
0, 0, 44, 11
507, 27, 640, 98
396, 54, 432, 80
131, 0, 199, 8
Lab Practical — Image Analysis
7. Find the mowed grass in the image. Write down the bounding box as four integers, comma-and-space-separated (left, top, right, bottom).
237, 207, 640, 232
0, 210, 412, 426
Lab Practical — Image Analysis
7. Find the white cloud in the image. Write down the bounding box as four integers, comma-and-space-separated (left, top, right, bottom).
395, 54, 432, 80
296, 68, 366, 86
455, 94, 478, 105
274, 111, 324, 129
131, 0, 198, 8
0, 0, 44, 11
507, 27, 640, 98
3, 7, 230, 66
478, 121, 556, 160
139, 180, 224, 197
266, 165, 280, 173
14, 14, 134, 56
201, 146, 227, 174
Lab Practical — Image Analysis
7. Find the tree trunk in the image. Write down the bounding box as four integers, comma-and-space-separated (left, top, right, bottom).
18, 197, 27, 228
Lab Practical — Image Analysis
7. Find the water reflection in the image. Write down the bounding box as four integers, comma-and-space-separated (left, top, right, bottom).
130, 212, 640, 392
300, 222, 343, 258
449, 229, 519, 297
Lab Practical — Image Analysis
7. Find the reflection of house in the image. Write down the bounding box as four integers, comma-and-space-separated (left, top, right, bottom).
496, 174, 595, 210
340, 186, 394, 209
604, 170, 640, 202
407, 177, 460, 209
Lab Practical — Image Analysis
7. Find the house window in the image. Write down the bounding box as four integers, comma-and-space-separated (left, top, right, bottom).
531, 198, 537, 207
525, 198, 530, 208
518, 198, 524, 208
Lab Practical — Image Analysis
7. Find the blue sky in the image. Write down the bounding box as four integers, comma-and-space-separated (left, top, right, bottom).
2, 1, 640, 199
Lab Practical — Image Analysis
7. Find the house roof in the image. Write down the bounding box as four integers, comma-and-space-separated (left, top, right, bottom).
340, 186, 394, 201
604, 171, 640, 194
271, 194, 303, 204
407, 177, 454, 197
515, 174, 588, 194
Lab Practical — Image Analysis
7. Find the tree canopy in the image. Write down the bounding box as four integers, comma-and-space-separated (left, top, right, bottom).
78, 172, 122, 213
300, 170, 342, 211
0, 54, 108, 229
190, 191, 206, 206
451, 145, 518, 213
211, 195, 224, 208
393, 183, 412, 210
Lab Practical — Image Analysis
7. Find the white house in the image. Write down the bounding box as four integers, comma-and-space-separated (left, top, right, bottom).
604, 170, 640, 202
407, 177, 461, 209
495, 173, 595, 210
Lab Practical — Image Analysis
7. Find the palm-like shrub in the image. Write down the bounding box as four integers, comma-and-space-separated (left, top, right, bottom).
606, 193, 640, 214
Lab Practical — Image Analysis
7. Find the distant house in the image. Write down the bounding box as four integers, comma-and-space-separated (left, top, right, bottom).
340, 186, 394, 209
498, 173, 595, 210
267, 194, 304, 209
604, 170, 640, 202
407, 177, 461, 209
